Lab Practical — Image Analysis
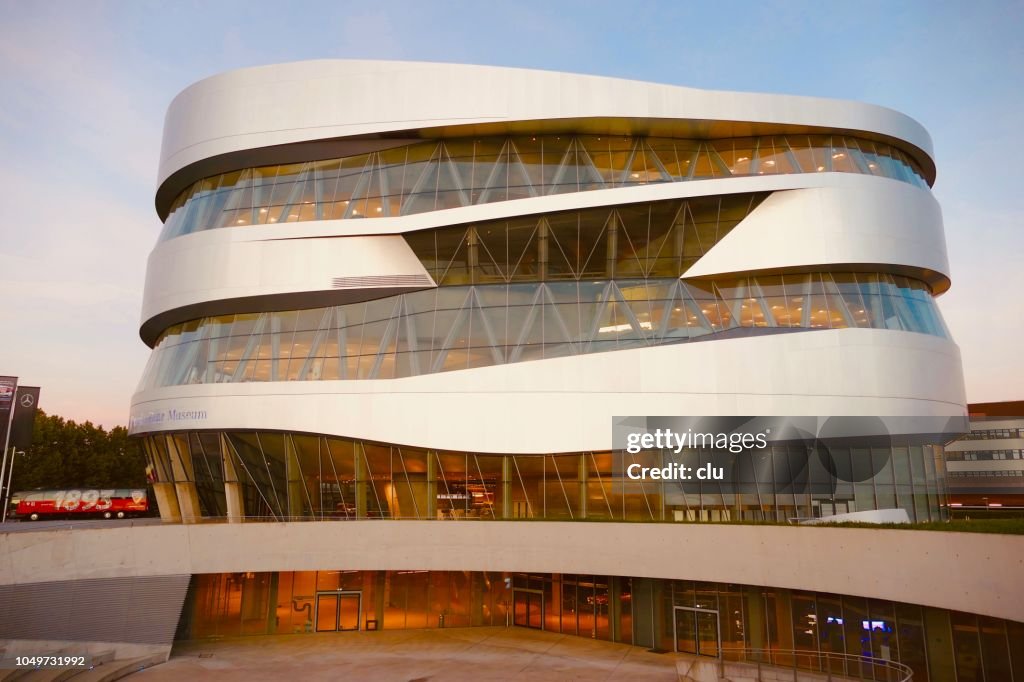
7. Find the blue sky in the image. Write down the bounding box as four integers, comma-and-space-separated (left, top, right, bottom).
0, 0, 1021, 426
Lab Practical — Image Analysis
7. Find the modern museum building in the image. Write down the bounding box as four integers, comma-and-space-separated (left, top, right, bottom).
2, 61, 1022, 682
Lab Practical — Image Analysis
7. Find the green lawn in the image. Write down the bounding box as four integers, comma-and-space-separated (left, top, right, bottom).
826, 518, 1024, 534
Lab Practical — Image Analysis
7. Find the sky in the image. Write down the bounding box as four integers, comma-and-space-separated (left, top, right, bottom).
0, 0, 1021, 427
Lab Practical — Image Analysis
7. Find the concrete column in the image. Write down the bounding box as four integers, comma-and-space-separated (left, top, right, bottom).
744, 586, 766, 652
537, 219, 548, 280
285, 437, 305, 520
774, 589, 795, 663
609, 576, 621, 642
426, 451, 437, 519
578, 454, 588, 519
355, 445, 368, 518
166, 435, 201, 524
501, 457, 512, 519
606, 215, 618, 278
221, 434, 244, 523
466, 228, 479, 284
152, 482, 180, 523
471, 573, 484, 627
373, 572, 386, 630
174, 483, 202, 524
651, 578, 669, 651
674, 216, 685, 274
224, 484, 244, 523
267, 572, 280, 634
923, 607, 957, 680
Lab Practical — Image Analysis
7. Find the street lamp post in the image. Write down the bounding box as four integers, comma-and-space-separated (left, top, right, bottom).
0, 450, 24, 523
0, 398, 16, 523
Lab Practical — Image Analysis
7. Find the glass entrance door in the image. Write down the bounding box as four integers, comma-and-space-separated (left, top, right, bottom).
512, 589, 543, 629
674, 607, 720, 657
696, 610, 719, 657
315, 591, 361, 632
338, 593, 360, 631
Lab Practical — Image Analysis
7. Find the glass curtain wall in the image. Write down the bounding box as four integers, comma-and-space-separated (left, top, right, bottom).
138, 272, 948, 391
159, 134, 930, 241
178, 570, 1024, 682
142, 432, 948, 522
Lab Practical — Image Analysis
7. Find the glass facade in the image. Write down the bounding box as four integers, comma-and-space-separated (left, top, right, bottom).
139, 272, 947, 391
142, 431, 948, 522
177, 570, 1024, 682
158, 134, 931, 242
404, 194, 770, 283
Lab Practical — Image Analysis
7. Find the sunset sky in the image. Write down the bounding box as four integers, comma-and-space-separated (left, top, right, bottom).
1, 0, 1021, 427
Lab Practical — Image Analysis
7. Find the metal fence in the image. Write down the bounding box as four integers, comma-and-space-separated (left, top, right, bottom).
717, 647, 913, 682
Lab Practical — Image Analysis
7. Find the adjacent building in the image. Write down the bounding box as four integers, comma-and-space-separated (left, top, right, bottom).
945, 401, 1024, 515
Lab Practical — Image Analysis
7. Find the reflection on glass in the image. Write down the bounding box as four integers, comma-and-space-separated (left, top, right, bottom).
139, 272, 948, 392
145, 429, 947, 524
178, 570, 1019, 682
316, 594, 339, 632
159, 134, 929, 242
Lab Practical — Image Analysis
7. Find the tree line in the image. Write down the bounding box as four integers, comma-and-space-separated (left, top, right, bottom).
8, 410, 148, 491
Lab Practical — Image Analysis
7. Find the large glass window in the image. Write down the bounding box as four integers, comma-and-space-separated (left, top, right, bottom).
159, 134, 929, 242
139, 272, 948, 392
144, 429, 947, 524
178, 571, 1023, 682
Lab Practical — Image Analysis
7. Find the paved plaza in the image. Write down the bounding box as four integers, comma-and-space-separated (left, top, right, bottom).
134, 627, 683, 681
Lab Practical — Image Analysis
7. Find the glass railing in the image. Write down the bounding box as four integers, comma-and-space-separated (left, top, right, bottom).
716, 648, 913, 682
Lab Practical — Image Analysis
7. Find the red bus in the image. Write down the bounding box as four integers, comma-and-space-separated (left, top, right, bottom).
10, 489, 149, 521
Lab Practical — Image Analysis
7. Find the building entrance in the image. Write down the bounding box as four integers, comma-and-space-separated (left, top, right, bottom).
512, 588, 544, 629
315, 591, 361, 632
673, 606, 720, 657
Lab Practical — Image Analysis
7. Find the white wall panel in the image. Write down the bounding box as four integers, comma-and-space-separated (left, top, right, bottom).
141, 235, 431, 327
129, 329, 966, 452
158, 60, 934, 188
3, 522, 1021, 624
685, 177, 950, 285
141, 173, 948, 332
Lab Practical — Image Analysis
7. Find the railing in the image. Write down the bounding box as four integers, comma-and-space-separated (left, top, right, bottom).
715, 648, 913, 682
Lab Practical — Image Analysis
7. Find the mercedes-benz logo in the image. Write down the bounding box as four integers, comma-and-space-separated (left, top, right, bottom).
19, 394, 34, 408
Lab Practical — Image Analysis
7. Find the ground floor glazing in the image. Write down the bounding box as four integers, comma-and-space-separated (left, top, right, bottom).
144, 431, 950, 524
177, 570, 1023, 682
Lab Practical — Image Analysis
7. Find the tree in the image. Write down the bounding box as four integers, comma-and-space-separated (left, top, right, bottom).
8, 410, 148, 491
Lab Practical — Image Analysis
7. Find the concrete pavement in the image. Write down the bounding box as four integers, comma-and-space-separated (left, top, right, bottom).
133, 627, 682, 681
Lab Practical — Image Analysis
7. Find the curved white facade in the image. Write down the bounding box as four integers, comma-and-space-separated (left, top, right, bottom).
155, 60, 937, 203
133, 60, 964, 452
131, 330, 965, 454
4, 523, 1022, 624
139, 172, 949, 337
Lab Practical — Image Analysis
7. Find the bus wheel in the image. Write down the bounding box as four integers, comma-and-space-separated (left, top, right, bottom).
103, 512, 112, 519
116, 511, 125, 519
29, 513, 39, 521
